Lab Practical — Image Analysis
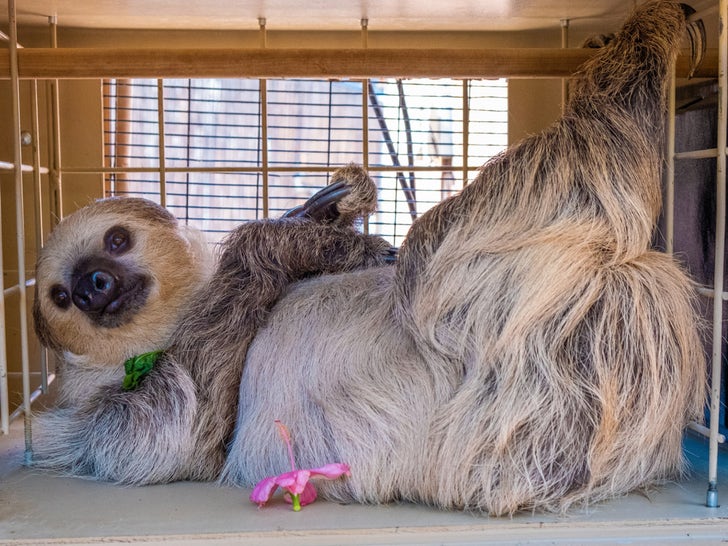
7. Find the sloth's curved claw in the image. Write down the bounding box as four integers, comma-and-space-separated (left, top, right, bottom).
681, 4, 706, 79
281, 181, 351, 223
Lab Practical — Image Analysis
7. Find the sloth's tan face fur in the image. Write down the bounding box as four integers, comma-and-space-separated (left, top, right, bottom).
33, 198, 213, 368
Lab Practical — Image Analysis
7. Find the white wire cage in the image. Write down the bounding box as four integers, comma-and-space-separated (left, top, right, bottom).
1, 0, 726, 509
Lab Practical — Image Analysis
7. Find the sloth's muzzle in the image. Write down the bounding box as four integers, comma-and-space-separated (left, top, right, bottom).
71, 257, 149, 327
72, 269, 119, 314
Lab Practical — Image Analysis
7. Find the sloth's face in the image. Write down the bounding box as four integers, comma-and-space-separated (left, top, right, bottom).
47, 223, 149, 329
33, 198, 212, 367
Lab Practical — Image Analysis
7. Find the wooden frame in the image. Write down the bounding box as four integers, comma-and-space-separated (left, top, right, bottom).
0, 47, 718, 80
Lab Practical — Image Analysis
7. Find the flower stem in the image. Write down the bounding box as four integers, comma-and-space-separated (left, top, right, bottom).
275, 420, 297, 471
292, 493, 301, 512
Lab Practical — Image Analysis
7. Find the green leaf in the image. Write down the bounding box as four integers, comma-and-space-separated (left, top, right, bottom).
122, 350, 163, 391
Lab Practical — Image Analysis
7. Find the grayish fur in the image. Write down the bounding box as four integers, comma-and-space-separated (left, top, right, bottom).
222, 0, 706, 514
31, 197, 213, 482
170, 217, 392, 480
31, 1, 705, 515
31, 168, 390, 484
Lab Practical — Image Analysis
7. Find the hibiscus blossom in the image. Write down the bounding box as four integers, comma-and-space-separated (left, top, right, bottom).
250, 420, 351, 511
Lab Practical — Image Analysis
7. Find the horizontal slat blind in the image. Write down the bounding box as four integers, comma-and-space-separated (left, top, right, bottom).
164, 79, 262, 169
103, 77, 507, 245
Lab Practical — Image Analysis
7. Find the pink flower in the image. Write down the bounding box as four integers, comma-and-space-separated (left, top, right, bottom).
250, 420, 351, 511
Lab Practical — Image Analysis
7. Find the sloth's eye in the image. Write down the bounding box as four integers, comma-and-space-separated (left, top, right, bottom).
50, 285, 71, 310
104, 226, 131, 255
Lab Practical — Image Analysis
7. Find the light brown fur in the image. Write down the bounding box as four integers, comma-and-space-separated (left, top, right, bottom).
223, 0, 706, 514
31, 169, 391, 483
33, 198, 213, 404
32, 1, 706, 515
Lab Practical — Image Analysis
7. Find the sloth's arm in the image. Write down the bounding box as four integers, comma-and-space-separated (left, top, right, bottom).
32, 357, 197, 484
168, 220, 392, 480
283, 163, 378, 226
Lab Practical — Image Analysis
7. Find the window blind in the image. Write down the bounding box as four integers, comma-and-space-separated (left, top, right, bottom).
103, 77, 508, 246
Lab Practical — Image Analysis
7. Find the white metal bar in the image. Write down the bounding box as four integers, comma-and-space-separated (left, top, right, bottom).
157, 79, 167, 208
48, 16, 63, 223
8, 0, 33, 461
0, 29, 22, 47
0, 208, 6, 436
707, 0, 728, 509
29, 81, 50, 393
689, 421, 727, 443
0, 13, 16, 433
675, 148, 720, 160
0, 160, 49, 174
666, 68, 676, 254
0, 14, 15, 437
0, 1, 13, 435
8, 374, 56, 423
3, 278, 36, 298
698, 285, 728, 300
30, 88, 44, 239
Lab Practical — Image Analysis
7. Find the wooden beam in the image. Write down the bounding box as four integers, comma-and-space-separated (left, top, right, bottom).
0, 47, 718, 80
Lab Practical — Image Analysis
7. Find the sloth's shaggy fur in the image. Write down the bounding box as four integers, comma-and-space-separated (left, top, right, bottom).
32, 166, 390, 484
223, 0, 705, 513
31, 0, 705, 515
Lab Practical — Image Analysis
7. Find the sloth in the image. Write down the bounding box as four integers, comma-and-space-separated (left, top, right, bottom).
32, 0, 705, 515
32, 198, 214, 404
32, 164, 390, 484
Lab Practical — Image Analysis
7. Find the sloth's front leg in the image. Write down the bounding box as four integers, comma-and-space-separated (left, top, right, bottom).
282, 163, 379, 227
32, 357, 197, 485
170, 219, 392, 481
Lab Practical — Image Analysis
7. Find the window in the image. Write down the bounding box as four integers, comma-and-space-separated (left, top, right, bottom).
103, 77, 508, 246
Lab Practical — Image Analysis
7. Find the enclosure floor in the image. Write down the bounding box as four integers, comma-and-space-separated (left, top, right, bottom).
1, 420, 728, 545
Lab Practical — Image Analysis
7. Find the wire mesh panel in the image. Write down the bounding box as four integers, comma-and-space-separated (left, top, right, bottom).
103, 77, 509, 245
164, 79, 262, 169
370, 170, 450, 246
267, 79, 364, 167
165, 172, 263, 235
366, 78, 462, 242
368, 79, 464, 170
365, 78, 508, 245
467, 79, 509, 167
104, 79, 161, 171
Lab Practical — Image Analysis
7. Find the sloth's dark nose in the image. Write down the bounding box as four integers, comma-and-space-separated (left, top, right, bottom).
72, 270, 117, 312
